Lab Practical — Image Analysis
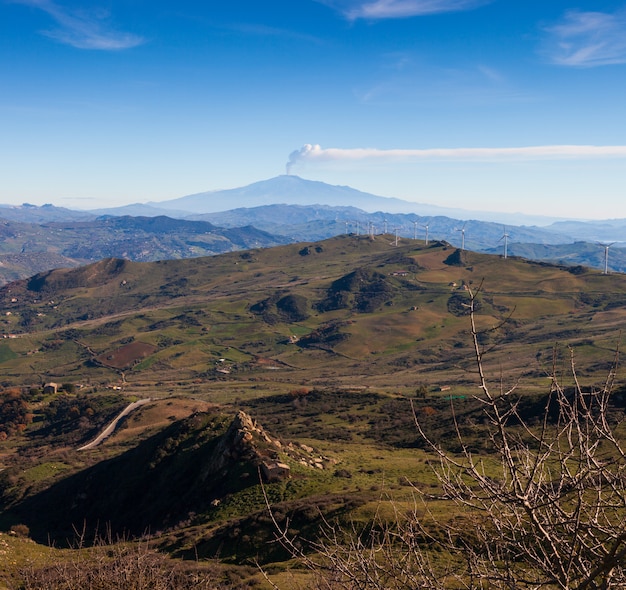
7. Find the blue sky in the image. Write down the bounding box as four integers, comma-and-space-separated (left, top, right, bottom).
2, 0, 626, 218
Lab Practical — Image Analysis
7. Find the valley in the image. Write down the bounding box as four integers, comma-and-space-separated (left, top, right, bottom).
7, 0, 626, 585
0, 235, 625, 588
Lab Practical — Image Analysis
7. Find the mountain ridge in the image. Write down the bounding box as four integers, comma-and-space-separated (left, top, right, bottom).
144, 175, 571, 225
0, 176, 625, 284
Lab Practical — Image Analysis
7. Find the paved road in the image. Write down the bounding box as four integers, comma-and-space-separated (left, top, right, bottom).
77, 398, 152, 451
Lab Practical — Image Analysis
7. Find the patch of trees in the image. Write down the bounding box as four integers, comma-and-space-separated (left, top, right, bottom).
443, 248, 466, 266
89, 320, 124, 337
297, 321, 349, 349
157, 335, 183, 348
578, 292, 619, 309
0, 388, 33, 439
158, 277, 189, 297
174, 312, 204, 327
317, 267, 395, 313
56, 328, 83, 340
18, 308, 38, 329
275, 293, 309, 321
299, 245, 324, 256
37, 394, 126, 443
250, 292, 309, 324
380, 252, 422, 272
447, 290, 481, 316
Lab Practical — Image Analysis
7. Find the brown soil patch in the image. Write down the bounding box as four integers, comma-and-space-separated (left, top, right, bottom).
95, 341, 158, 369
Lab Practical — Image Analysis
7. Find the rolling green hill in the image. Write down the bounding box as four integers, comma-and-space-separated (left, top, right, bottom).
2, 235, 626, 586
0, 234, 624, 392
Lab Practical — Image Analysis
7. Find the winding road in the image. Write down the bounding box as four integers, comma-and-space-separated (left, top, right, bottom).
77, 398, 152, 451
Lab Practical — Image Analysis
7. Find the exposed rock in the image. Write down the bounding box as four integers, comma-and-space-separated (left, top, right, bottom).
209, 411, 290, 482
205, 411, 335, 485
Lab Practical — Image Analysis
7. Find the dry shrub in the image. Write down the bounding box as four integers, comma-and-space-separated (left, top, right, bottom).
19, 539, 256, 590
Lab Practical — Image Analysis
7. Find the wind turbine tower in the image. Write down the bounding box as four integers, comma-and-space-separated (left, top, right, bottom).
500, 227, 509, 259
601, 242, 615, 275
383, 218, 388, 234
457, 223, 467, 251
413, 220, 418, 240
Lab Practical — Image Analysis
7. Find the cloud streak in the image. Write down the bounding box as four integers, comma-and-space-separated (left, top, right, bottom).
286, 144, 626, 173
318, 0, 490, 20
543, 9, 626, 67
12, 0, 144, 50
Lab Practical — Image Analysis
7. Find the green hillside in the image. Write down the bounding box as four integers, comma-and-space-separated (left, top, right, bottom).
0, 234, 623, 393
1, 235, 626, 587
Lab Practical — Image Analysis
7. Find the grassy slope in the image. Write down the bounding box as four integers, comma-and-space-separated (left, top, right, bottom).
0, 236, 623, 392
1, 235, 626, 583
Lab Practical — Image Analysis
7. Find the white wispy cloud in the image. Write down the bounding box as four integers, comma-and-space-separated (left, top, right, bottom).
286, 144, 626, 173
229, 22, 324, 45
543, 9, 626, 67
11, 0, 144, 50
318, 0, 490, 20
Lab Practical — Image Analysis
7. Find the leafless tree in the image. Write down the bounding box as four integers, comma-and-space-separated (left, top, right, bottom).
417, 285, 626, 589
267, 285, 626, 589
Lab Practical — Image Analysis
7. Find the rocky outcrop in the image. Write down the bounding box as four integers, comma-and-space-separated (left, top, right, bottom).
210, 411, 338, 482
210, 410, 290, 482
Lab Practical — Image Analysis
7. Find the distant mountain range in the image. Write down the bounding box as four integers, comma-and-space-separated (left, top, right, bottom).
0, 215, 283, 285
144, 175, 572, 227
0, 175, 625, 284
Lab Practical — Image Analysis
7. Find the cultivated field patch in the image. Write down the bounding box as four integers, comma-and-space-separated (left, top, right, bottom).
95, 341, 158, 369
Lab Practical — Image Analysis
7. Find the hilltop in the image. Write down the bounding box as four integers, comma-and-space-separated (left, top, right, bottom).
0, 234, 624, 391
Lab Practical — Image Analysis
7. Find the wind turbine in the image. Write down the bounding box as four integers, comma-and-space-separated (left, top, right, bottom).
600, 242, 616, 275
413, 220, 418, 240
456, 222, 467, 251
500, 226, 509, 259
423, 223, 429, 246
383, 218, 388, 235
